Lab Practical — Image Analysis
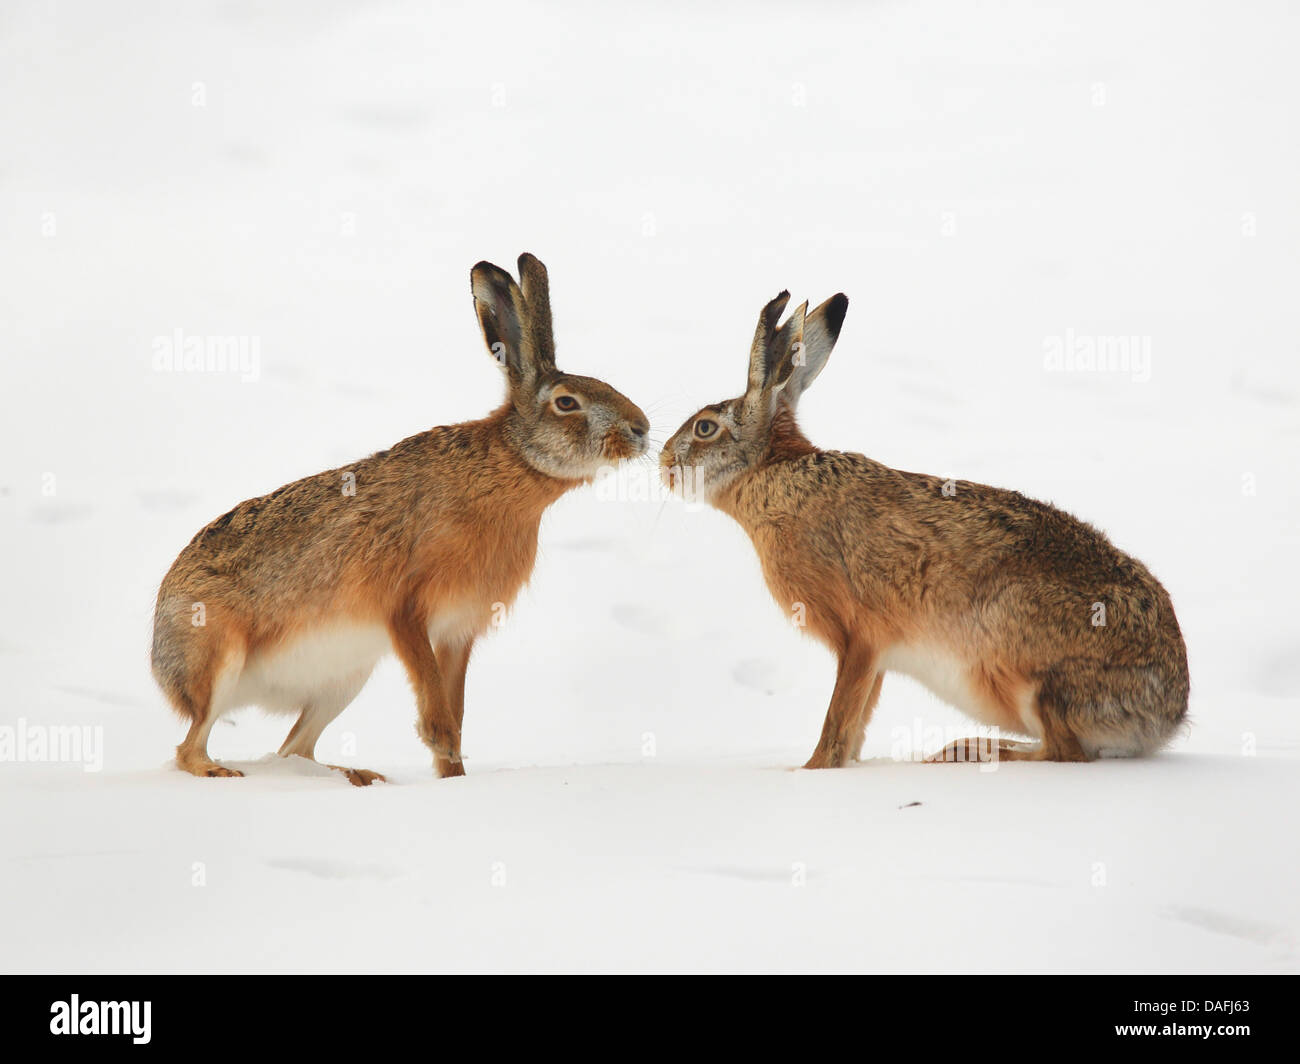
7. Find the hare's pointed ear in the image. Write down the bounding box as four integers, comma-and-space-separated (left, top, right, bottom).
775, 293, 848, 408
767, 300, 809, 394
747, 291, 791, 396
471, 260, 544, 390
517, 253, 557, 372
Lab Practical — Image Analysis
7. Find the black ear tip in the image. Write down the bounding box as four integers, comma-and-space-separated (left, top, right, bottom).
471, 261, 504, 290
471, 262, 519, 303
517, 252, 546, 274
826, 293, 849, 336
762, 290, 792, 322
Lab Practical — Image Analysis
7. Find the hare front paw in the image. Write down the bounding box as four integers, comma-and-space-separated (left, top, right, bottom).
434, 756, 466, 779
803, 743, 851, 770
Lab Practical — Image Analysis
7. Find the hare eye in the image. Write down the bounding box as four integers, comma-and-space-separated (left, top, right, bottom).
554, 395, 580, 412
694, 418, 718, 440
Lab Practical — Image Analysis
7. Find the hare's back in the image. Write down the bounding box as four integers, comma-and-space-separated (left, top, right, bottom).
166, 427, 485, 582
811, 452, 1139, 581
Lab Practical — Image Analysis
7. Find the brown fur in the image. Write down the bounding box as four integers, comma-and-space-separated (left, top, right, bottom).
152, 254, 648, 782
662, 292, 1189, 767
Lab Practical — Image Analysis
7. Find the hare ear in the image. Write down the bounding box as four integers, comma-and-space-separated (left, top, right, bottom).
776, 293, 847, 407
767, 300, 809, 395
746, 291, 792, 396
471, 261, 538, 388
517, 253, 557, 373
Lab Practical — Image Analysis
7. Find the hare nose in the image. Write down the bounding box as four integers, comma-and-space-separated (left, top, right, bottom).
630, 424, 647, 438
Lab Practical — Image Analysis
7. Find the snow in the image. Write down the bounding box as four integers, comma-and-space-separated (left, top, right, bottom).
1, 0, 1298, 972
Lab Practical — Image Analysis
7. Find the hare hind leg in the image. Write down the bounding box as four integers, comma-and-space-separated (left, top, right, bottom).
1036, 659, 1182, 759
178, 713, 243, 778
1013, 708, 1090, 761
926, 736, 1026, 764
933, 669, 1121, 763
278, 670, 384, 786
929, 704, 1089, 763
927, 665, 1098, 764
167, 640, 247, 779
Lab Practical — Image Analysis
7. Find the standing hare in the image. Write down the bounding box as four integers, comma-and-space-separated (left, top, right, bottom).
661, 292, 1188, 766
152, 253, 649, 783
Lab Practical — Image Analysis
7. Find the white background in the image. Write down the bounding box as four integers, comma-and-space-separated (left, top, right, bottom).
1, 0, 1297, 971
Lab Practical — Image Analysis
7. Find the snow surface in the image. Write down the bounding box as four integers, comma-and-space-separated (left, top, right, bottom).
1, 0, 1297, 972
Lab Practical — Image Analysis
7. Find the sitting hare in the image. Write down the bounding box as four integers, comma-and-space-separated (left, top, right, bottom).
661, 292, 1188, 766
152, 253, 649, 783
